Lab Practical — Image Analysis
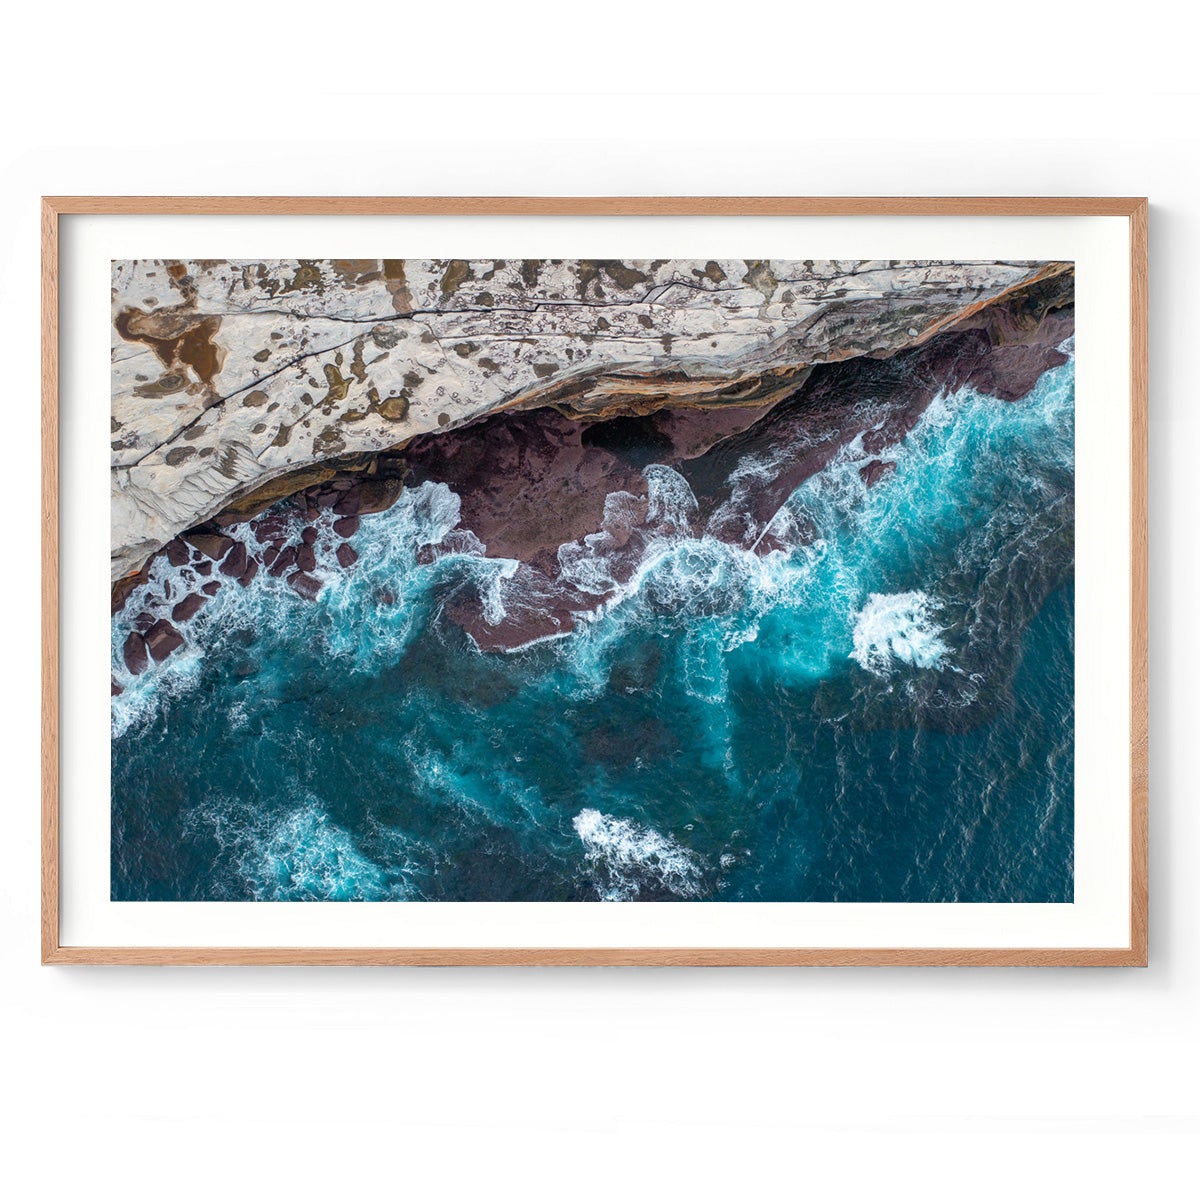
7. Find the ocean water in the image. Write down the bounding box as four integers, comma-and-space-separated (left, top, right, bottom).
111, 348, 1075, 902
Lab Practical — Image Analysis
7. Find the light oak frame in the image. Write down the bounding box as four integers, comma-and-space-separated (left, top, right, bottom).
41, 196, 1148, 966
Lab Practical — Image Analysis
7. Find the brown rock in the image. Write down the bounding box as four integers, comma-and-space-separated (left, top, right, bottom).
859, 459, 897, 488
252, 514, 289, 542
201, 581, 222, 596
296, 544, 317, 573
111, 679, 124, 697
122, 632, 149, 675
171, 593, 208, 622
287, 571, 322, 601
333, 515, 360, 537
165, 539, 190, 567
184, 531, 235, 561
336, 544, 358, 568
111, 561, 152, 616
195, 560, 213, 576
967, 344, 1070, 403
301, 526, 318, 545
356, 477, 403, 516
268, 546, 297, 577
262, 545, 279, 567
144, 619, 184, 663
219, 541, 248, 577
333, 488, 361, 517
238, 559, 259, 588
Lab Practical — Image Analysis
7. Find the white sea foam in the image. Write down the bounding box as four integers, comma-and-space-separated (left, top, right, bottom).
644, 463, 698, 533
186, 793, 422, 901
850, 591, 950, 675
239, 804, 387, 901
573, 808, 705, 900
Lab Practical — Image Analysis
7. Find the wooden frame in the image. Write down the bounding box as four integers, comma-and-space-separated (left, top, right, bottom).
42, 196, 1148, 966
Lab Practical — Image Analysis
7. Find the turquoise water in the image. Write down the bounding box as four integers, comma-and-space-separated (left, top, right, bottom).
111, 350, 1075, 902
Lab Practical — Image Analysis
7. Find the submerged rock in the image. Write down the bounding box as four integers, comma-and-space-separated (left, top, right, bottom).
860, 460, 897, 488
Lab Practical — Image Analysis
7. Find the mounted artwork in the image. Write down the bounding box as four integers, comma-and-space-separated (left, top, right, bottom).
41, 198, 1148, 964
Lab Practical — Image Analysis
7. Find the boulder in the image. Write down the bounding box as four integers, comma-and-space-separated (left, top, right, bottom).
219, 542, 248, 577
355, 477, 402, 515
287, 571, 322, 601
183, 531, 235, 561
252, 514, 289, 542
111, 561, 152, 616
201, 580, 222, 596
122, 632, 149, 675
336, 544, 358, 568
333, 488, 361, 517
859, 459, 897, 488
171, 593, 208, 622
165, 538, 190, 567
301, 527, 318, 546
145, 619, 185, 662
268, 546, 297, 577
238, 559, 259, 588
296, 544, 317, 573
333, 515, 360, 537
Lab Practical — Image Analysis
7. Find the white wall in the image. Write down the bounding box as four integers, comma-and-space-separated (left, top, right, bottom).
2, 3, 1194, 1194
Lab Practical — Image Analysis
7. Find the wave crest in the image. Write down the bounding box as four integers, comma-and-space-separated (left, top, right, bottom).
850, 591, 949, 676
573, 808, 705, 900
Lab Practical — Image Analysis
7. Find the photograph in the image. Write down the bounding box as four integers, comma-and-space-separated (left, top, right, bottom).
108, 254, 1076, 905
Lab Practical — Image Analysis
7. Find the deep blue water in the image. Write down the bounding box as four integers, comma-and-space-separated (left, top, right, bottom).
111, 349, 1075, 902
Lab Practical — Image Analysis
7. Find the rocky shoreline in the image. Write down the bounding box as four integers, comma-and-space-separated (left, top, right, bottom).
110, 257, 1071, 580
112, 265, 1074, 673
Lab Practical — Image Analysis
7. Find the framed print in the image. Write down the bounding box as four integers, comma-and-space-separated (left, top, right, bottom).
42, 196, 1148, 965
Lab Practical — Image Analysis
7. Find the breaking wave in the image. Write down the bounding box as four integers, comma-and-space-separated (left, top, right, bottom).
850, 591, 950, 675
573, 808, 706, 900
